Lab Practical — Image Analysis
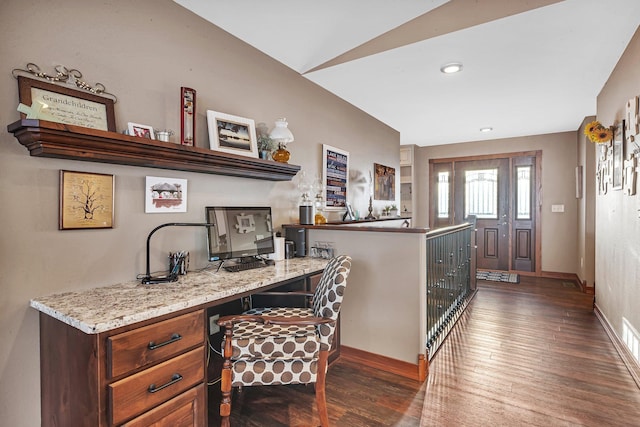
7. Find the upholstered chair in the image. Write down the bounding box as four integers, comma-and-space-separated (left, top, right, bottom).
217, 255, 352, 427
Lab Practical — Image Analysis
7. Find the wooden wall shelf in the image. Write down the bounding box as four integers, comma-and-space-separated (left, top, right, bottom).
7, 119, 300, 181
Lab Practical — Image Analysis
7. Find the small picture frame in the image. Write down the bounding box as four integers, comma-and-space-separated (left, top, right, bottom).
180, 87, 196, 146
206, 110, 258, 158
59, 170, 114, 230
128, 122, 155, 140
145, 176, 188, 213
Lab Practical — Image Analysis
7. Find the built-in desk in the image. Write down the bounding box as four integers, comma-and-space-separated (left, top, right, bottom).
30, 257, 327, 427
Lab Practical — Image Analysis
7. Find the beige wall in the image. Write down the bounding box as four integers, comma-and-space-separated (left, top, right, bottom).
0, 1, 399, 425
594, 27, 640, 340
414, 132, 579, 274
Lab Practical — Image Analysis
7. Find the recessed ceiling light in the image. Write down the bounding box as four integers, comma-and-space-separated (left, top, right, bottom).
440, 62, 463, 74
480, 127, 493, 132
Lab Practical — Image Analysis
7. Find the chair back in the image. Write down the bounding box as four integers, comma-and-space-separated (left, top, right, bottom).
312, 255, 352, 350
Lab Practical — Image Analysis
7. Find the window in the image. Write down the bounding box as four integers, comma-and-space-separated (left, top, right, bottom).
464, 169, 497, 219
437, 171, 449, 218
516, 166, 531, 219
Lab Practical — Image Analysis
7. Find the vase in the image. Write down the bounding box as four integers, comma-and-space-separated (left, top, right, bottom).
272, 143, 290, 163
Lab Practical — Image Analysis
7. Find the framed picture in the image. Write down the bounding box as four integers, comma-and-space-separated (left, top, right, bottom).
17, 76, 116, 131
59, 170, 114, 230
374, 163, 396, 201
128, 122, 155, 140
612, 121, 625, 190
206, 110, 258, 158
180, 87, 196, 146
145, 176, 188, 213
322, 144, 349, 210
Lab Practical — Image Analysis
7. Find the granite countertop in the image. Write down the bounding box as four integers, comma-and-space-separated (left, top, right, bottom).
30, 257, 328, 335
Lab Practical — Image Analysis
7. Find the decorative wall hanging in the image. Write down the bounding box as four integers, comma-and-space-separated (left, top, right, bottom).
596, 142, 610, 195
59, 170, 114, 230
145, 176, 187, 213
623, 156, 637, 196
374, 163, 396, 201
322, 144, 349, 210
180, 87, 196, 146
206, 110, 258, 158
13, 63, 117, 131
612, 121, 625, 191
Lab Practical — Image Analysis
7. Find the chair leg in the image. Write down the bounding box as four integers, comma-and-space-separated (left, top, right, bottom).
220, 328, 233, 427
315, 350, 329, 427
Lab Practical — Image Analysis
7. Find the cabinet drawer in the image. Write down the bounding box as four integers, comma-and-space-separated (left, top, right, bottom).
108, 310, 204, 378
109, 346, 204, 426
121, 383, 205, 427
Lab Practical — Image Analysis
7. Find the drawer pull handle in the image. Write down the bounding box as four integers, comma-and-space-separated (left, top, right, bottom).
148, 333, 182, 350
148, 373, 183, 393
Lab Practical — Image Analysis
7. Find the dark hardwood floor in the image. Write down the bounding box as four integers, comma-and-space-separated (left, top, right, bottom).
209, 276, 640, 426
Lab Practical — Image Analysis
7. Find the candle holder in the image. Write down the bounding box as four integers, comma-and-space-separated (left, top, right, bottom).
365, 196, 376, 220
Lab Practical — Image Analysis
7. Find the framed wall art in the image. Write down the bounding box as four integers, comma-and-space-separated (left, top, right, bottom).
612, 120, 625, 190
322, 144, 349, 210
128, 122, 155, 139
145, 176, 188, 213
374, 163, 396, 201
206, 110, 258, 158
180, 87, 196, 146
59, 170, 114, 230
17, 76, 116, 131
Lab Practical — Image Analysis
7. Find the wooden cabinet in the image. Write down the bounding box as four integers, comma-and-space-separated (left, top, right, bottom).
39, 309, 206, 427
400, 146, 413, 166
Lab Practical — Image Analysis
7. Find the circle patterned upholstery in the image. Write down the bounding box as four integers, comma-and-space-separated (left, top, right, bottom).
223, 255, 352, 387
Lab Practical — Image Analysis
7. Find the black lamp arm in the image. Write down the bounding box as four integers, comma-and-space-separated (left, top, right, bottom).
142, 222, 214, 285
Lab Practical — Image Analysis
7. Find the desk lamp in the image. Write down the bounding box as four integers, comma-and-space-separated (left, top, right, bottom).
141, 222, 214, 284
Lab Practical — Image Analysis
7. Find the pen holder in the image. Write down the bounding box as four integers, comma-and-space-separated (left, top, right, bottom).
169, 251, 189, 275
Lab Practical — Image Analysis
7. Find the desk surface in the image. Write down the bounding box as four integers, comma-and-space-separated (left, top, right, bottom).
30, 257, 328, 334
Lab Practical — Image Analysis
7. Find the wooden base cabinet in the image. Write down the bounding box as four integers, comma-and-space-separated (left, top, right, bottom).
39, 309, 206, 427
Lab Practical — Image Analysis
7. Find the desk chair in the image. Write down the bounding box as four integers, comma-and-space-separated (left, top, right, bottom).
217, 255, 352, 427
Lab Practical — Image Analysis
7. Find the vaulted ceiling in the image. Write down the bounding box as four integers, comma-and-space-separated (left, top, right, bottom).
174, 0, 640, 146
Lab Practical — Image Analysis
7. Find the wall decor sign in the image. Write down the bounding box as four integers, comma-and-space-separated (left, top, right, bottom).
180, 87, 196, 146
17, 76, 116, 131
59, 170, 114, 230
206, 110, 258, 158
322, 144, 349, 210
374, 163, 396, 201
128, 122, 155, 140
145, 176, 188, 213
612, 120, 625, 191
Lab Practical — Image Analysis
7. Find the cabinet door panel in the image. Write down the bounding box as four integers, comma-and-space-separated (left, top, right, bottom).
108, 310, 204, 378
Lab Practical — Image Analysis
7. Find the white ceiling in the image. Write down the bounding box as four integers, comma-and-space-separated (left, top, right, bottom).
174, 0, 640, 146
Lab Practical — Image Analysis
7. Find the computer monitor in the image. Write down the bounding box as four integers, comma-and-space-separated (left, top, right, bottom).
205, 206, 274, 262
